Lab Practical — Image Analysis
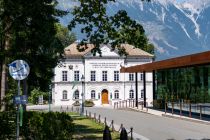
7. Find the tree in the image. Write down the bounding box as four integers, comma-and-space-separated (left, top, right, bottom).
0, 0, 68, 111
55, 23, 76, 47
69, 0, 153, 56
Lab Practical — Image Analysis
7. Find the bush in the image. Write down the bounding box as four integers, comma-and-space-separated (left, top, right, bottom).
84, 100, 95, 107
0, 111, 74, 140
0, 111, 16, 139
153, 99, 165, 109
72, 101, 81, 106
21, 111, 74, 140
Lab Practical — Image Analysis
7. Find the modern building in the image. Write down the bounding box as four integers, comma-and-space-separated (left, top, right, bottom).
121, 51, 210, 117
52, 43, 154, 106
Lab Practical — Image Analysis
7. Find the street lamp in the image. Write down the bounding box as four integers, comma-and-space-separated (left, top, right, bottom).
49, 85, 51, 112
80, 75, 85, 115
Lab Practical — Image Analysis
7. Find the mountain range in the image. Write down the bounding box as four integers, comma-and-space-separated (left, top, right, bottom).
58, 0, 210, 60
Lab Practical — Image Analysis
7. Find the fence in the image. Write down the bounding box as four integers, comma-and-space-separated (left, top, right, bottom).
165, 100, 210, 120
114, 99, 149, 112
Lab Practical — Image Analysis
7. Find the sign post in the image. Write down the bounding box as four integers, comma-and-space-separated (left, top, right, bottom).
9, 60, 30, 140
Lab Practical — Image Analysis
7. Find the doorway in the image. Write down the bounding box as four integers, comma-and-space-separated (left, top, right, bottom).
101, 89, 109, 104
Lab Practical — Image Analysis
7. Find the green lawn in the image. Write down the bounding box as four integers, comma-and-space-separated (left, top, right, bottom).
68, 112, 120, 140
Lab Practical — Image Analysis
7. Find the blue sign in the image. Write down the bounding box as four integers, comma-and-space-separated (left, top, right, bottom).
9, 60, 30, 80
13, 95, 28, 105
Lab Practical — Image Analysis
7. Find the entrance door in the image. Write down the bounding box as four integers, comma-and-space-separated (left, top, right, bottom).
101, 89, 109, 104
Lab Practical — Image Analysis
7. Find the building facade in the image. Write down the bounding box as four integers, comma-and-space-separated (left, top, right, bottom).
52, 43, 154, 106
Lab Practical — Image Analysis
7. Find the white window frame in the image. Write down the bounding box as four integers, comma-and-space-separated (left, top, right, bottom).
62, 90, 68, 99
74, 71, 79, 81
114, 71, 119, 81
91, 90, 96, 99
114, 90, 119, 99
74, 90, 79, 99
102, 71, 107, 81
129, 73, 134, 81
129, 90, 134, 99
62, 71, 68, 81
90, 71, 96, 81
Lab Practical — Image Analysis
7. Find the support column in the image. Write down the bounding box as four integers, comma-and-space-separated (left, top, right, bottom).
152, 70, 156, 100
135, 72, 138, 108
143, 71, 146, 107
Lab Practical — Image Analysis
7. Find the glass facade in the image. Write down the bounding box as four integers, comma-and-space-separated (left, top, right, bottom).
155, 64, 210, 116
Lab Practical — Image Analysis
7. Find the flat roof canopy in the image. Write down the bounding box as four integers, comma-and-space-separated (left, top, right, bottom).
121, 51, 210, 73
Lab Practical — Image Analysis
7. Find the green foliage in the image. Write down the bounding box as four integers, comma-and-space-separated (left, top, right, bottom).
69, 0, 154, 56
55, 23, 76, 47
0, 111, 74, 139
72, 100, 81, 106
0, 111, 16, 139
28, 88, 49, 104
84, 100, 95, 107
153, 99, 165, 109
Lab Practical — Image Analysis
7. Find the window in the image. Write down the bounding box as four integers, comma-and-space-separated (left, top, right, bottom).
91, 90, 96, 99
129, 90, 134, 99
114, 90, 119, 99
140, 73, 143, 81
114, 71, 119, 81
74, 90, 79, 99
141, 89, 144, 98
62, 71, 68, 81
90, 71, 96, 81
62, 90, 67, 99
102, 71, 107, 81
74, 71, 79, 81
129, 73, 134, 81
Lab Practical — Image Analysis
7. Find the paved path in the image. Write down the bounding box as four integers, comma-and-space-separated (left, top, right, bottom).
27, 105, 210, 140
85, 107, 210, 140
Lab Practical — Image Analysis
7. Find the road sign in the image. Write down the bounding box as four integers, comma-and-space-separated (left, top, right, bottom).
13, 95, 28, 105
9, 60, 30, 80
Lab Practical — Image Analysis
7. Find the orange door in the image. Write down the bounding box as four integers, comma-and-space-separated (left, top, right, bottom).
102, 92, 109, 104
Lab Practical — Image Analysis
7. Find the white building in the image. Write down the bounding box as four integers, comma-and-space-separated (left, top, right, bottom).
52, 43, 154, 106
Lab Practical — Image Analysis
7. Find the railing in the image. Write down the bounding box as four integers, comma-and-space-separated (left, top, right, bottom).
114, 99, 149, 112
164, 100, 210, 120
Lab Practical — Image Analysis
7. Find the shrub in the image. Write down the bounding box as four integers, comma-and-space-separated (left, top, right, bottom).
72, 101, 81, 106
153, 99, 165, 109
0, 111, 74, 140
84, 100, 95, 107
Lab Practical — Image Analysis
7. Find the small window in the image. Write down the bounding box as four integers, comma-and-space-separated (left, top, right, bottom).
129, 73, 134, 81
62, 90, 67, 99
140, 73, 143, 81
141, 89, 144, 98
74, 90, 79, 99
90, 71, 96, 81
114, 90, 119, 99
102, 71, 107, 81
129, 90, 134, 99
62, 71, 68, 81
91, 90, 96, 99
114, 71, 119, 81
74, 71, 79, 81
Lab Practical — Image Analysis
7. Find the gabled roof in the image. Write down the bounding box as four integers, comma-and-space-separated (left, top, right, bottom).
64, 43, 154, 57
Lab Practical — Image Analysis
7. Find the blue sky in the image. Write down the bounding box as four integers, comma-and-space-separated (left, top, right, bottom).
176, 0, 185, 3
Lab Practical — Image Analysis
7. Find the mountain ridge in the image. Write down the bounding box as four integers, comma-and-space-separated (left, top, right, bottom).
58, 0, 210, 60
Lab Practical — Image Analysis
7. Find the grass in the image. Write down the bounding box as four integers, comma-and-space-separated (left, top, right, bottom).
68, 112, 120, 140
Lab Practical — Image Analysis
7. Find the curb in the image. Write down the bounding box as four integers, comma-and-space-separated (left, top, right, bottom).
162, 114, 210, 125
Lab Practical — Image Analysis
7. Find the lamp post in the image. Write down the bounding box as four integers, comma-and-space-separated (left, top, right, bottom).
81, 75, 85, 115
49, 85, 51, 112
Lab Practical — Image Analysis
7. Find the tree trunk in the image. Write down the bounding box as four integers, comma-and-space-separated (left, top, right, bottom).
0, 32, 10, 111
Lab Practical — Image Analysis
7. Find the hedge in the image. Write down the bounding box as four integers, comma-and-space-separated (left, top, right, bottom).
0, 111, 74, 140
